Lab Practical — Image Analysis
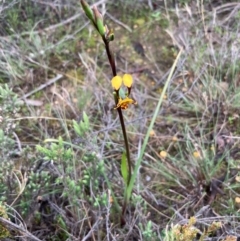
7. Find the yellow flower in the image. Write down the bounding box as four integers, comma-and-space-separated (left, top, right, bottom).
160, 151, 167, 158
114, 97, 136, 110
123, 74, 133, 88
111, 76, 122, 90
193, 151, 201, 158
149, 129, 156, 137
111, 74, 133, 90
236, 176, 240, 182
235, 197, 240, 203
111, 74, 136, 110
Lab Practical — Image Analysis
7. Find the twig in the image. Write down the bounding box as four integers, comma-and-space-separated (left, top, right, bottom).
20, 74, 63, 99
82, 219, 100, 241
219, 3, 240, 25
215, 2, 240, 13
0, 217, 42, 241
148, 0, 153, 10
105, 12, 132, 32
12, 132, 22, 153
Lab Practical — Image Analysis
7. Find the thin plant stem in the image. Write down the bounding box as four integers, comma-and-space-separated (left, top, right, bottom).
102, 37, 132, 224
103, 38, 116, 76
81, 0, 132, 225
102, 38, 131, 185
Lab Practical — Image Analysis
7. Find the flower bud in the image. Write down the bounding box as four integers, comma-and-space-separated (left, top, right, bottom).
80, 0, 95, 23
107, 29, 114, 41
93, 6, 105, 36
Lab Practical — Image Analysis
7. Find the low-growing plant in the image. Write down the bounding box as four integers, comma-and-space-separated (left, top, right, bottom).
2, 0, 239, 239
164, 216, 222, 241
140, 220, 158, 240
0, 202, 10, 239
0, 84, 22, 202
80, 0, 182, 225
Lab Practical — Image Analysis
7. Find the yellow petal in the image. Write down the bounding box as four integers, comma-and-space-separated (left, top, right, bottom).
109, 195, 113, 203
160, 151, 167, 158
123, 74, 133, 88
172, 136, 178, 142
111, 76, 122, 90
193, 151, 201, 158
235, 176, 240, 182
114, 97, 136, 110
235, 197, 240, 203
149, 130, 155, 137
210, 145, 215, 152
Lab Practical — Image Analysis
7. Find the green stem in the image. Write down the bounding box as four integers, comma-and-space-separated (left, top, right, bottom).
125, 49, 183, 205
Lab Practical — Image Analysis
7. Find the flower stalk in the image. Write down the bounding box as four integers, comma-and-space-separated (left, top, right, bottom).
80, 0, 135, 225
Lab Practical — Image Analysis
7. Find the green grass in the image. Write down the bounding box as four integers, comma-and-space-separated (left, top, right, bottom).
0, 0, 240, 240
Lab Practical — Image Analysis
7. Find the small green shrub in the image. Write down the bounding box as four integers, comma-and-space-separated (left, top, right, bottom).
0, 202, 10, 239
0, 85, 22, 202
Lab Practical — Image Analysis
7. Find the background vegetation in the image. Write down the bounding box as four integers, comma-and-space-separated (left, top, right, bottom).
0, 0, 240, 240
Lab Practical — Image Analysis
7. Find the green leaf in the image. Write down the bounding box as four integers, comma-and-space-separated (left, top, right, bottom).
80, 120, 85, 132
83, 111, 89, 130
73, 120, 81, 135
107, 29, 114, 41
121, 152, 129, 185
80, 0, 95, 23
126, 48, 183, 201
96, 17, 105, 36
58, 136, 63, 146
92, 6, 105, 36
119, 87, 126, 99
73, 112, 90, 137
73, 120, 83, 136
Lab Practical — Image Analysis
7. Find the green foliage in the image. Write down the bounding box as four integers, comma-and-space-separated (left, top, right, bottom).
177, 0, 193, 6
4, 0, 53, 33
0, 159, 15, 202
163, 217, 222, 241
80, 0, 95, 23
73, 111, 90, 137
56, 215, 69, 240
18, 170, 52, 216
150, 10, 169, 28
0, 84, 22, 201
126, 49, 183, 206
80, 157, 107, 207
37, 132, 107, 208
0, 202, 10, 239
1, 0, 240, 239
121, 152, 129, 185
37, 136, 73, 162
140, 221, 157, 240
0, 84, 21, 124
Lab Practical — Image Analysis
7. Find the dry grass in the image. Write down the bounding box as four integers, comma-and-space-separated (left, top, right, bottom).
0, 0, 240, 240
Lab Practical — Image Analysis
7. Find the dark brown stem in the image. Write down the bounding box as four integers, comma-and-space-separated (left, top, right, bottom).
103, 38, 116, 76
103, 37, 131, 184
103, 37, 132, 225
117, 108, 131, 186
